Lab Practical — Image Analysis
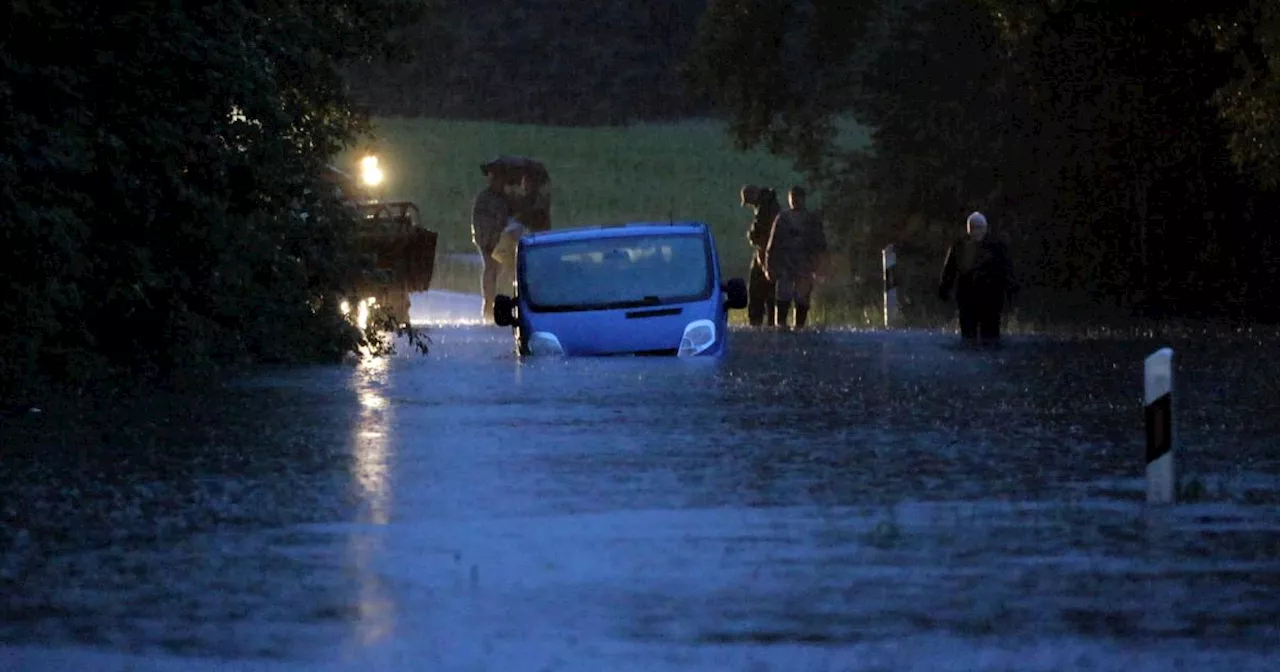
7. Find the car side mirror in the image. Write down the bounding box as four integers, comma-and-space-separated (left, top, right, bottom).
723, 278, 748, 310
494, 294, 517, 327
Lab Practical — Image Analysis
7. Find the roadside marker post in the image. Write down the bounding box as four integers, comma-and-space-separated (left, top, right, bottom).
1144, 347, 1176, 505
883, 244, 900, 329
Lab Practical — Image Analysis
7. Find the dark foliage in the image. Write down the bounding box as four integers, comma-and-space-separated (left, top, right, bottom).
0, 0, 431, 400
686, 0, 1280, 323
343, 0, 712, 125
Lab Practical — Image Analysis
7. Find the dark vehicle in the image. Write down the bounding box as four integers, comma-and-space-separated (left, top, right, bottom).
323, 164, 438, 328
348, 201, 437, 328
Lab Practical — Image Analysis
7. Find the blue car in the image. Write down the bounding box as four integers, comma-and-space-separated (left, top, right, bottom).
492, 222, 748, 356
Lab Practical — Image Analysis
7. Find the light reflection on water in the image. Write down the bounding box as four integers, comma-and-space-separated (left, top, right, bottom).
348, 355, 395, 647
354, 356, 392, 525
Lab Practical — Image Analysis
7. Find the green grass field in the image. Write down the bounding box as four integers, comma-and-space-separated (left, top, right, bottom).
339, 118, 1170, 332
337, 116, 898, 327
341, 117, 813, 277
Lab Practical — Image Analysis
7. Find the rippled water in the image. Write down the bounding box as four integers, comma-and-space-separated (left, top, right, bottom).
3, 295, 1279, 670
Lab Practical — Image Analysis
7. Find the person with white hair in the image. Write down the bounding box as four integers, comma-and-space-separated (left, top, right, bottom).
937, 210, 1015, 345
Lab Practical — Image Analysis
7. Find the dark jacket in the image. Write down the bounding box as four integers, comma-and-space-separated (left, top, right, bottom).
766, 207, 828, 279
938, 236, 1014, 301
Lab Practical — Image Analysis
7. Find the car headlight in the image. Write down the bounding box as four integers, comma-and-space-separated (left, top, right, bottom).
678, 319, 717, 357
528, 331, 564, 356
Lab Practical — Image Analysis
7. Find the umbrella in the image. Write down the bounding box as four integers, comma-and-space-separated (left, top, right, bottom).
480, 155, 549, 183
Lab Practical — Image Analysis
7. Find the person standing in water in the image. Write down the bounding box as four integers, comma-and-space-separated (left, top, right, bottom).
472, 165, 511, 321
765, 185, 828, 330
937, 211, 1015, 345
741, 185, 781, 326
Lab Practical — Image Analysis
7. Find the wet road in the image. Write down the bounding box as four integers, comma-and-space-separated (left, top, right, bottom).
3, 292, 1280, 670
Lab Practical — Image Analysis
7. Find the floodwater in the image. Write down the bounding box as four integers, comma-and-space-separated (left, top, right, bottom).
2, 289, 1279, 671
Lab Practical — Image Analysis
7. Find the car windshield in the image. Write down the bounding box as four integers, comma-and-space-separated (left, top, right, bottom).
522, 233, 713, 311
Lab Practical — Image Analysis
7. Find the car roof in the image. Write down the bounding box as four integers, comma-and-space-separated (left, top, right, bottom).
523, 221, 708, 246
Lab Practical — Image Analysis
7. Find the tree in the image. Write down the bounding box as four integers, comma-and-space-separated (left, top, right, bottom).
687, 0, 1280, 320
343, 0, 711, 124
685, 0, 884, 173
0, 0, 430, 398
1203, 0, 1280, 188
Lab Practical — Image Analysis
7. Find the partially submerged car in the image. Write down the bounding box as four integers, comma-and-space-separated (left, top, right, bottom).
492, 222, 748, 356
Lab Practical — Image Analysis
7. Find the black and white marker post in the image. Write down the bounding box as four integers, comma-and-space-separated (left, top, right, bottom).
1144, 347, 1175, 505
883, 244, 900, 328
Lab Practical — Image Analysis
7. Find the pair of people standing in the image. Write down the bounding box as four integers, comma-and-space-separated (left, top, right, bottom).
741, 185, 828, 330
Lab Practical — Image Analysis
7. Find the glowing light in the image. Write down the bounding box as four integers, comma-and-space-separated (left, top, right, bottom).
360, 155, 384, 187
